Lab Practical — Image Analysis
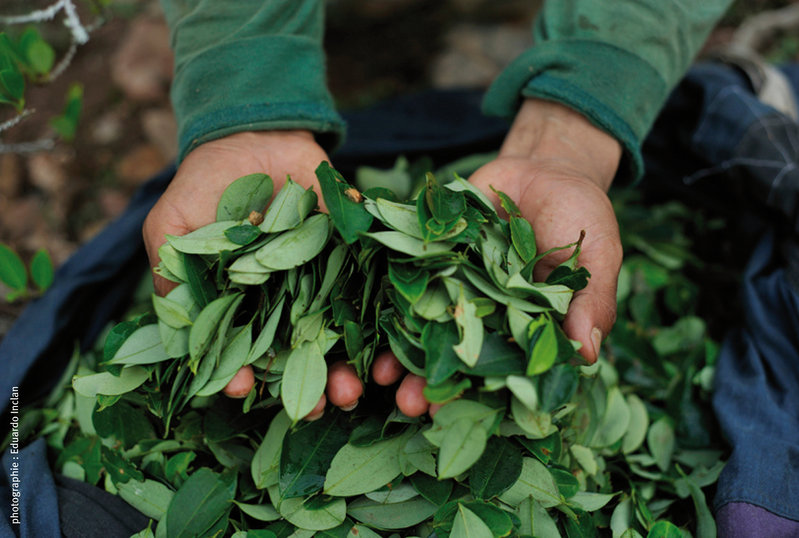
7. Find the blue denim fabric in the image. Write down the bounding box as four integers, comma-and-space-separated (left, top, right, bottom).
0, 167, 173, 538
712, 231, 799, 520
0, 167, 175, 419
0, 440, 59, 538
646, 62, 799, 526
645, 63, 799, 233
717, 503, 799, 537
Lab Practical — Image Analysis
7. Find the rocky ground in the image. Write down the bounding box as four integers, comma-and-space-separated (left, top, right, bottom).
0, 0, 796, 337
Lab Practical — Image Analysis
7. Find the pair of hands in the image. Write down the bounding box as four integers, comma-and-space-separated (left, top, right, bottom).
142, 98, 623, 420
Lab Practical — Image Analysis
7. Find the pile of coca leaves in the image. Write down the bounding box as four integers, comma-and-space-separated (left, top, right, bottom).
12, 162, 725, 538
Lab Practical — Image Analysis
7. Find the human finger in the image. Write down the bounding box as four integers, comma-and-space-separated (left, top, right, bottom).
223, 365, 255, 398
371, 351, 405, 386
305, 394, 327, 421
395, 374, 429, 417
326, 360, 363, 410
560, 230, 622, 363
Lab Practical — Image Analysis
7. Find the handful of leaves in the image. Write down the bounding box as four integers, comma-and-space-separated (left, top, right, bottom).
24, 162, 724, 538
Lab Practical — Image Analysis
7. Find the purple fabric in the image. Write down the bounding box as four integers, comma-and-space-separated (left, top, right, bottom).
717, 503, 799, 538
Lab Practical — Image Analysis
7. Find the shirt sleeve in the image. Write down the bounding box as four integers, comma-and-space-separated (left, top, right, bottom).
160, 0, 345, 163
482, 0, 733, 180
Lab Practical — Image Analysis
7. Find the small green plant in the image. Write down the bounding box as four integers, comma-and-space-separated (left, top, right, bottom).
50, 82, 83, 141
0, 0, 103, 152
0, 28, 56, 112
0, 243, 54, 301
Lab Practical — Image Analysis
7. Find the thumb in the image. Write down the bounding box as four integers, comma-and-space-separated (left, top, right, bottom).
561, 236, 622, 364
142, 198, 191, 297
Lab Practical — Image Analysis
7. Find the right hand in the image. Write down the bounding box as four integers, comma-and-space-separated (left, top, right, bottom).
369, 98, 624, 418
144, 130, 329, 296
143, 130, 364, 417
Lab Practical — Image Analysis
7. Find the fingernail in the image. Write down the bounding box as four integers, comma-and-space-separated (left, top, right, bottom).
305, 410, 324, 422
591, 327, 603, 359
340, 400, 359, 412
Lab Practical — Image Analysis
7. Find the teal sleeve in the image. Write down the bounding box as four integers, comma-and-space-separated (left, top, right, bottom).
483, 1, 733, 179
160, 0, 345, 163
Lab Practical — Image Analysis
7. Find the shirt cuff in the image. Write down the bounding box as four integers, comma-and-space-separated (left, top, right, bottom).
483, 40, 670, 181
171, 35, 346, 162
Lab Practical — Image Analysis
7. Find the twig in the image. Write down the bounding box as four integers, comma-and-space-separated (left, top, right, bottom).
0, 0, 90, 45
48, 41, 77, 81
732, 3, 799, 52
0, 0, 66, 24
0, 109, 35, 135
61, 0, 89, 44
84, 15, 106, 34
0, 139, 57, 154
0, 0, 101, 155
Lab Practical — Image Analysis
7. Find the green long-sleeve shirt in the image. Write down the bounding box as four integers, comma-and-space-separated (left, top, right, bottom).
161, 0, 733, 179
160, 0, 345, 162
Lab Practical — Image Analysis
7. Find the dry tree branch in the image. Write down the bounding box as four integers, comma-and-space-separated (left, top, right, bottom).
0, 139, 56, 154
0, 109, 35, 134
0, 0, 66, 24
0, 0, 90, 45
0, 0, 102, 151
48, 41, 77, 81
732, 3, 799, 52
0, 110, 56, 155
1, 0, 91, 82
61, 0, 89, 44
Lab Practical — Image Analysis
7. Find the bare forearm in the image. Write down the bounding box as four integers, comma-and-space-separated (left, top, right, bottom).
500, 98, 622, 192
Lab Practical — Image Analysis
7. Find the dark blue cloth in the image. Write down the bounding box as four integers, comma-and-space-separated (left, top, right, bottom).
0, 168, 172, 538
712, 231, 799, 520
334, 89, 509, 175
645, 63, 799, 234
0, 439, 60, 538
717, 503, 799, 537
0, 167, 174, 419
644, 62, 799, 527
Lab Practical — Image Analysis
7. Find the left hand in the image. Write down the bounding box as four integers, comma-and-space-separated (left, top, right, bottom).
142, 131, 363, 415
373, 98, 624, 416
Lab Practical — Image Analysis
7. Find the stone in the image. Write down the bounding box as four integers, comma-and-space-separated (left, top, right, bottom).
98, 187, 130, 219
111, 16, 173, 102
78, 219, 109, 244
27, 153, 69, 196
92, 109, 124, 145
116, 144, 168, 187
0, 154, 21, 199
141, 108, 178, 160
447, 0, 538, 19
24, 231, 75, 267
431, 23, 531, 89
0, 196, 44, 242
